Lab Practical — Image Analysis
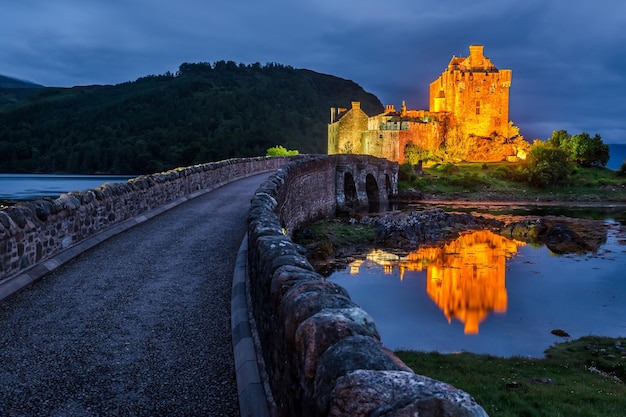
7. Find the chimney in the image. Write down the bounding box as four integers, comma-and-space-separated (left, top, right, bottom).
469, 45, 484, 59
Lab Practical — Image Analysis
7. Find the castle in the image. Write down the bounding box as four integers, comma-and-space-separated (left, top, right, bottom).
328, 45, 528, 163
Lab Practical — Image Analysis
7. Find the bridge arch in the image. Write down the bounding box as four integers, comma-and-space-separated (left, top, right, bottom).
365, 173, 379, 211
343, 172, 358, 209
335, 155, 398, 213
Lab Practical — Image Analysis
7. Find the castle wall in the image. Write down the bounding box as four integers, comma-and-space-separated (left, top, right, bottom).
328, 102, 369, 154
361, 130, 401, 163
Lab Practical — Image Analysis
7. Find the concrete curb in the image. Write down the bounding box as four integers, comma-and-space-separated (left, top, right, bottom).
232, 235, 272, 417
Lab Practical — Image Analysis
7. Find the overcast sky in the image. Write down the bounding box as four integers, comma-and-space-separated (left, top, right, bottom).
2, 0, 626, 143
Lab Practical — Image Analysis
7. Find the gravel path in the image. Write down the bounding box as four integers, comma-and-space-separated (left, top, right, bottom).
0, 173, 269, 417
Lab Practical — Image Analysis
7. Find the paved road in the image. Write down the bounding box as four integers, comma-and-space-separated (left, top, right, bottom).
0, 173, 270, 417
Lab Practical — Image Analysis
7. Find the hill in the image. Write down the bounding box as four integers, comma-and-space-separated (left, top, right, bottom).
0, 62, 382, 174
0, 75, 44, 108
0, 75, 42, 89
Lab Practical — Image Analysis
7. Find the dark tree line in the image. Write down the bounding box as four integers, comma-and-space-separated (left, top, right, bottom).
0, 62, 382, 174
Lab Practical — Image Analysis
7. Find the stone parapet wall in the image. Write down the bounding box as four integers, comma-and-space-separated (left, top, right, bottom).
247, 154, 488, 417
0, 157, 287, 283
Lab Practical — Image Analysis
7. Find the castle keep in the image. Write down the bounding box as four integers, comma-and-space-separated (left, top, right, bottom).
328, 45, 528, 163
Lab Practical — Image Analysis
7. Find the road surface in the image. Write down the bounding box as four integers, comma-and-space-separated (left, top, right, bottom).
0, 173, 270, 416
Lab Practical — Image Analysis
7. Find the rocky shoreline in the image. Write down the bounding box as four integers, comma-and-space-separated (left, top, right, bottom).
360, 208, 613, 253
297, 205, 624, 275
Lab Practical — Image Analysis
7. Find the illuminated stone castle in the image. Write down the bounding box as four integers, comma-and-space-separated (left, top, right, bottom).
328, 45, 528, 163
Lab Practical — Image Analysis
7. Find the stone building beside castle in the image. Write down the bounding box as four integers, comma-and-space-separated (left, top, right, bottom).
328, 45, 528, 163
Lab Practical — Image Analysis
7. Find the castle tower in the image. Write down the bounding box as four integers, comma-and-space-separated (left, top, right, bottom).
429, 45, 511, 138
433, 89, 446, 112
468, 45, 485, 67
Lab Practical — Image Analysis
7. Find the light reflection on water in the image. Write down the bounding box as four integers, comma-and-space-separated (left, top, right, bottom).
328, 225, 626, 357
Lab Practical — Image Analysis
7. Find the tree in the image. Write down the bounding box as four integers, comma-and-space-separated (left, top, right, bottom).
404, 144, 432, 165
266, 145, 299, 156
568, 132, 609, 167
547, 130, 571, 149
524, 142, 572, 187
548, 130, 610, 168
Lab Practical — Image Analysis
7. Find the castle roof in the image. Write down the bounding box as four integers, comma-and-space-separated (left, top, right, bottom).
447, 46, 498, 72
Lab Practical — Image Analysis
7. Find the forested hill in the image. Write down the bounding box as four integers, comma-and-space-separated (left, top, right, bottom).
0, 75, 43, 108
0, 62, 383, 174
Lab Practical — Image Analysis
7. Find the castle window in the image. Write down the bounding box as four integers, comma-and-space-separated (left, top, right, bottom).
476, 86, 481, 92
475, 101, 480, 115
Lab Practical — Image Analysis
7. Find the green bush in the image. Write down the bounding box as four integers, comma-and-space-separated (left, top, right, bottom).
404, 143, 434, 165
266, 145, 299, 156
398, 162, 415, 182
548, 130, 610, 167
524, 144, 572, 187
435, 162, 460, 175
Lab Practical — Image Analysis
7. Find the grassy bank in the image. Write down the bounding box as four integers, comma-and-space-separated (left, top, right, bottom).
396, 336, 625, 417
400, 162, 626, 203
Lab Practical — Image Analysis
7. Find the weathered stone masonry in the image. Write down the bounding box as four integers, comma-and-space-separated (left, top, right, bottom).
247, 154, 488, 417
0, 157, 287, 283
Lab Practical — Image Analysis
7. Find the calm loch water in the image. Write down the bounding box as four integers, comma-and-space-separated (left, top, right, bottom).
329, 224, 626, 357
0, 174, 133, 201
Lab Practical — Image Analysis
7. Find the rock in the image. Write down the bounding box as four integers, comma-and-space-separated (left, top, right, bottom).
295, 307, 380, 390
544, 222, 591, 254
500, 217, 607, 254
551, 329, 570, 338
367, 209, 503, 250
314, 335, 412, 414
279, 280, 355, 346
328, 370, 488, 417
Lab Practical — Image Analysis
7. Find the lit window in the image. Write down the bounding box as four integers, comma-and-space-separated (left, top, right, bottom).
475, 101, 480, 115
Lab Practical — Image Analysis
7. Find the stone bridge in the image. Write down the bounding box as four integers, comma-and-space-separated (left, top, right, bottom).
335, 157, 397, 213
0, 155, 488, 417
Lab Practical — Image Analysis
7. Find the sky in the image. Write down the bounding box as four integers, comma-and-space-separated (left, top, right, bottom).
2, 0, 626, 144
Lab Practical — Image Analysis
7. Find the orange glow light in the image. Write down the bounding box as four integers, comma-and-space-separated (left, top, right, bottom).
348, 230, 525, 334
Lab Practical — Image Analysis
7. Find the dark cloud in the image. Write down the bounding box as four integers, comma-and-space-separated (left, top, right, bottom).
1, 0, 625, 143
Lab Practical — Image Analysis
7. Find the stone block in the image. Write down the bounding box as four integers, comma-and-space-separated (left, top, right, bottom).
328, 370, 488, 417
314, 335, 412, 415
279, 280, 355, 347
295, 307, 380, 389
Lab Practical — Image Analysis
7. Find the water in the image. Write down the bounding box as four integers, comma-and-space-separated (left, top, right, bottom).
0, 174, 134, 201
328, 224, 626, 358
608, 144, 626, 170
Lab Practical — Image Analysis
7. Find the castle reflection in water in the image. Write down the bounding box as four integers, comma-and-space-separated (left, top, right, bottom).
348, 230, 525, 334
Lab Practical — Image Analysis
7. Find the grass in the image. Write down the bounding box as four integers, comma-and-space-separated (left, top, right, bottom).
292, 218, 376, 260
401, 162, 626, 202
396, 336, 626, 417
